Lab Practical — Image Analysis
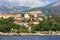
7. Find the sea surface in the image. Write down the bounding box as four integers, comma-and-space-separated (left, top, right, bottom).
0, 35, 60, 40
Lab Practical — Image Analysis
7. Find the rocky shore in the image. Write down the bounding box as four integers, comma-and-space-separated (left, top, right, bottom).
0, 31, 60, 36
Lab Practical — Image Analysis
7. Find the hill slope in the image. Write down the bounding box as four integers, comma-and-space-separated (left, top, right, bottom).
24, 0, 60, 15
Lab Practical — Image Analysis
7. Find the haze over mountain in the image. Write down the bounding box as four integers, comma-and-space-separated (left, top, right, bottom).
0, 6, 29, 13
25, 0, 60, 15
45, 0, 60, 15
0, 0, 59, 15
47, 0, 60, 7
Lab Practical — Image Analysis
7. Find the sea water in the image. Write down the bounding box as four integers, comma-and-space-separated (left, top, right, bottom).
0, 35, 60, 40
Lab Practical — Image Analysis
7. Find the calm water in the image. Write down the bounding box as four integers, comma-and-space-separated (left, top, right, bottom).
0, 36, 60, 40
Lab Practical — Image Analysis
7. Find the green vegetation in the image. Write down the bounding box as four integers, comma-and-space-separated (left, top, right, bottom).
0, 14, 60, 33
0, 17, 29, 33
33, 14, 60, 31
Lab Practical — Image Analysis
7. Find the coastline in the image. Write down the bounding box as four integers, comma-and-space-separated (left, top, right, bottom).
0, 31, 60, 36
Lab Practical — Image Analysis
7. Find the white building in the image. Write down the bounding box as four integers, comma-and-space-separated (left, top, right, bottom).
28, 11, 42, 15
14, 14, 21, 20
0, 14, 3, 18
34, 14, 37, 17
1, 14, 14, 19
24, 13, 30, 19
33, 22, 39, 24
38, 18, 43, 21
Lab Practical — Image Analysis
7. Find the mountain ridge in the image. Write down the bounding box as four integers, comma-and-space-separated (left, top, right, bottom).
0, 5, 29, 13
47, 0, 60, 7
23, 0, 60, 15
0, 0, 60, 15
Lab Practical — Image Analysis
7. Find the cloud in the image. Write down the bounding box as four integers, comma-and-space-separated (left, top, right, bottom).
1, 0, 50, 7
20, 0, 50, 7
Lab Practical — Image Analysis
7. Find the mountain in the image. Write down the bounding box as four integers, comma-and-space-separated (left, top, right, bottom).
24, 0, 60, 15
45, 0, 60, 15
47, 1, 60, 7
0, 5, 29, 13
0, 0, 60, 15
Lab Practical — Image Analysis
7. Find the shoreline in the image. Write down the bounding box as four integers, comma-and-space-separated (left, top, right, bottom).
0, 33, 60, 36
0, 31, 60, 36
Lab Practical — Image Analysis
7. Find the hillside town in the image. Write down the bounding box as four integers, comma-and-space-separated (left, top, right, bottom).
0, 10, 60, 35
0, 12, 46, 26
0, 11, 46, 31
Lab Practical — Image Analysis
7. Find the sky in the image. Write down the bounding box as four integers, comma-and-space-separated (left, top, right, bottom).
0, 0, 58, 7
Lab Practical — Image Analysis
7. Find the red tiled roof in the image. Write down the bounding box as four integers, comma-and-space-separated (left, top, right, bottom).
14, 20, 22, 23
28, 22, 33, 25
